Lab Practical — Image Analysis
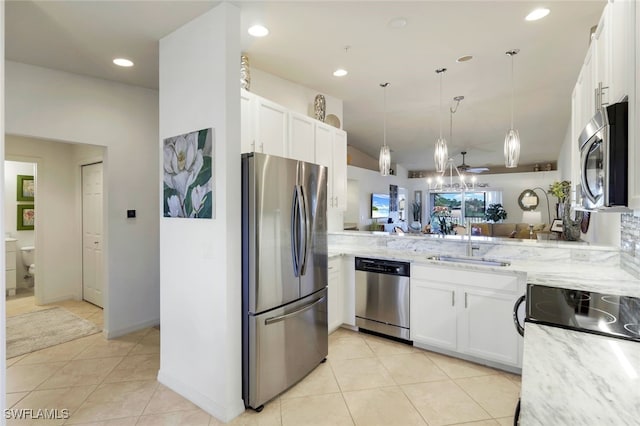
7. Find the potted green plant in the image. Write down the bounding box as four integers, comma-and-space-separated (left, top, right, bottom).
485, 203, 507, 223
548, 180, 571, 218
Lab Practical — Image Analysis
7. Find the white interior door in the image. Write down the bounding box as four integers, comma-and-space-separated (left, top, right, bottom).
82, 162, 104, 307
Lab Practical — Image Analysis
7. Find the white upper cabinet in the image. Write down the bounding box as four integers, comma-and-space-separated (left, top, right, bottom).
288, 112, 316, 163
315, 122, 347, 211
240, 89, 255, 153
255, 97, 288, 157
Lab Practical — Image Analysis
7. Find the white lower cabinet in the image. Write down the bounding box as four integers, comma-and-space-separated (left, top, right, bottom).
328, 257, 343, 332
411, 264, 524, 368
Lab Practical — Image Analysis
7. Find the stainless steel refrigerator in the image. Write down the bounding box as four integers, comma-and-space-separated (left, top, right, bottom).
241, 153, 328, 411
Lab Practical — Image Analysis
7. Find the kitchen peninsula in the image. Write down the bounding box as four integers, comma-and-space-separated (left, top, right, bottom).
328, 230, 640, 424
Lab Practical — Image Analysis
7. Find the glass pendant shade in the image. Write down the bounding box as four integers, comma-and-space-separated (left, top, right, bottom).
379, 144, 391, 176
379, 82, 391, 176
504, 128, 521, 168
504, 49, 521, 168
434, 136, 448, 173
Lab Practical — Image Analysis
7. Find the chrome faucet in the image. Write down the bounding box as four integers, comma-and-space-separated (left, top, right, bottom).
466, 219, 480, 257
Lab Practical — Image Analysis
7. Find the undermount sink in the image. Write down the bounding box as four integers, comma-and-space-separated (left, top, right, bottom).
427, 255, 511, 267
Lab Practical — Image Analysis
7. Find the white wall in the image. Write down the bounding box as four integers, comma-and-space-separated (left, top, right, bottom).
557, 124, 573, 181
346, 165, 411, 230
250, 67, 343, 127
5, 61, 160, 337
158, 3, 243, 422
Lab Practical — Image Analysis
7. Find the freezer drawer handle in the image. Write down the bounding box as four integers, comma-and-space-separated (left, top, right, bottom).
264, 296, 326, 326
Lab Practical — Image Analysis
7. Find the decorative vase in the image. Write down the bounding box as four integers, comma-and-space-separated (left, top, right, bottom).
556, 202, 564, 219
409, 221, 421, 233
240, 54, 251, 91
314, 94, 326, 122
562, 201, 582, 241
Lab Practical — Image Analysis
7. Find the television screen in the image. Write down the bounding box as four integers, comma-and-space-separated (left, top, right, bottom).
371, 193, 390, 218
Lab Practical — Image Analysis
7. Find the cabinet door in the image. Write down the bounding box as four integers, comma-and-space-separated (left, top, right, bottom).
241, 89, 255, 153
410, 279, 457, 351
255, 97, 287, 157
458, 287, 521, 366
328, 258, 343, 332
315, 123, 334, 204
610, 0, 634, 103
332, 130, 347, 211
288, 112, 316, 163
594, 5, 612, 106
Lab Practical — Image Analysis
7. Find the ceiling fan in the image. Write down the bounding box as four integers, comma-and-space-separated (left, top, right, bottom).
457, 151, 489, 174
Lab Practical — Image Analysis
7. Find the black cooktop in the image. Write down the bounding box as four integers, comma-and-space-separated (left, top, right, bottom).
526, 284, 640, 342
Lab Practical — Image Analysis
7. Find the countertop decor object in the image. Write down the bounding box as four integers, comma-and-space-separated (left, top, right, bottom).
325, 114, 340, 128
240, 54, 250, 91
313, 94, 326, 122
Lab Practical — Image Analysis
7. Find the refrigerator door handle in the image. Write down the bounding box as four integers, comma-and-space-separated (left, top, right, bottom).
264, 295, 326, 325
298, 185, 309, 276
290, 186, 300, 277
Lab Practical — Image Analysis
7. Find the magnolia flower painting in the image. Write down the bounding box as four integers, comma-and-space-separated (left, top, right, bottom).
163, 128, 214, 219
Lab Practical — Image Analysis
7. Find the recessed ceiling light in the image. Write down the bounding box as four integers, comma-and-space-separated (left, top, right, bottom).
113, 58, 134, 67
525, 8, 550, 21
388, 17, 408, 29
248, 25, 269, 37
456, 55, 473, 63
333, 69, 348, 77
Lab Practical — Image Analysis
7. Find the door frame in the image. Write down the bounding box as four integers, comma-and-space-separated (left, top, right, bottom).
5, 155, 42, 304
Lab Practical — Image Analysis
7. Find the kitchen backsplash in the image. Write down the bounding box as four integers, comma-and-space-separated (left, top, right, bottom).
621, 213, 640, 279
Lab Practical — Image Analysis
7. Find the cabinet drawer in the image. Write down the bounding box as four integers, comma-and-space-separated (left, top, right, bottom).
413, 264, 520, 293
5, 251, 16, 271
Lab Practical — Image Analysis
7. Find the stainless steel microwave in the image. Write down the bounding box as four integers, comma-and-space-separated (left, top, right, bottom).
578, 101, 628, 210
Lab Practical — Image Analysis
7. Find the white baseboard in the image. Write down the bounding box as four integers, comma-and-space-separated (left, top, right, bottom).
157, 369, 245, 423
105, 317, 159, 339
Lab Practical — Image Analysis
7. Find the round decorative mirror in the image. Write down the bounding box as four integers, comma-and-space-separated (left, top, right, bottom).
518, 189, 539, 211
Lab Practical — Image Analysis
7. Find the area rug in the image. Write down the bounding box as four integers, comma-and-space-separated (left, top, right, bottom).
6, 307, 101, 358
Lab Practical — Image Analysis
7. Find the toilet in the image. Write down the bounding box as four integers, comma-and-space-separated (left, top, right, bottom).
20, 246, 35, 277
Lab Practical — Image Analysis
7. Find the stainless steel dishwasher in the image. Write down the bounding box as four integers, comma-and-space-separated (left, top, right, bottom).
355, 257, 411, 341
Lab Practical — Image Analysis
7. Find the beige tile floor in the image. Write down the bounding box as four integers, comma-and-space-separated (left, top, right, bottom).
6, 298, 521, 425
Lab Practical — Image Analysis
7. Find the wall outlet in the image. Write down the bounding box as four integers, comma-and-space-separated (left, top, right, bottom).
571, 249, 590, 261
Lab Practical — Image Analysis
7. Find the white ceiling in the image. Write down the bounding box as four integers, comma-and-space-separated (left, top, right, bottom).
6, 1, 606, 172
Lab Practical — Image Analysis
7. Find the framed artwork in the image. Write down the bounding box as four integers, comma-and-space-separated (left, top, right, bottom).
17, 204, 35, 231
163, 128, 214, 219
551, 219, 563, 233
17, 175, 35, 202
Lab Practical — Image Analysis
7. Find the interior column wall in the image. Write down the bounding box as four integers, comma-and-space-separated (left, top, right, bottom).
158, 3, 244, 422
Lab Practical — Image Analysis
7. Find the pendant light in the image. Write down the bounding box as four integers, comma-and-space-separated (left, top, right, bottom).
379, 82, 391, 176
434, 68, 448, 173
504, 49, 521, 168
